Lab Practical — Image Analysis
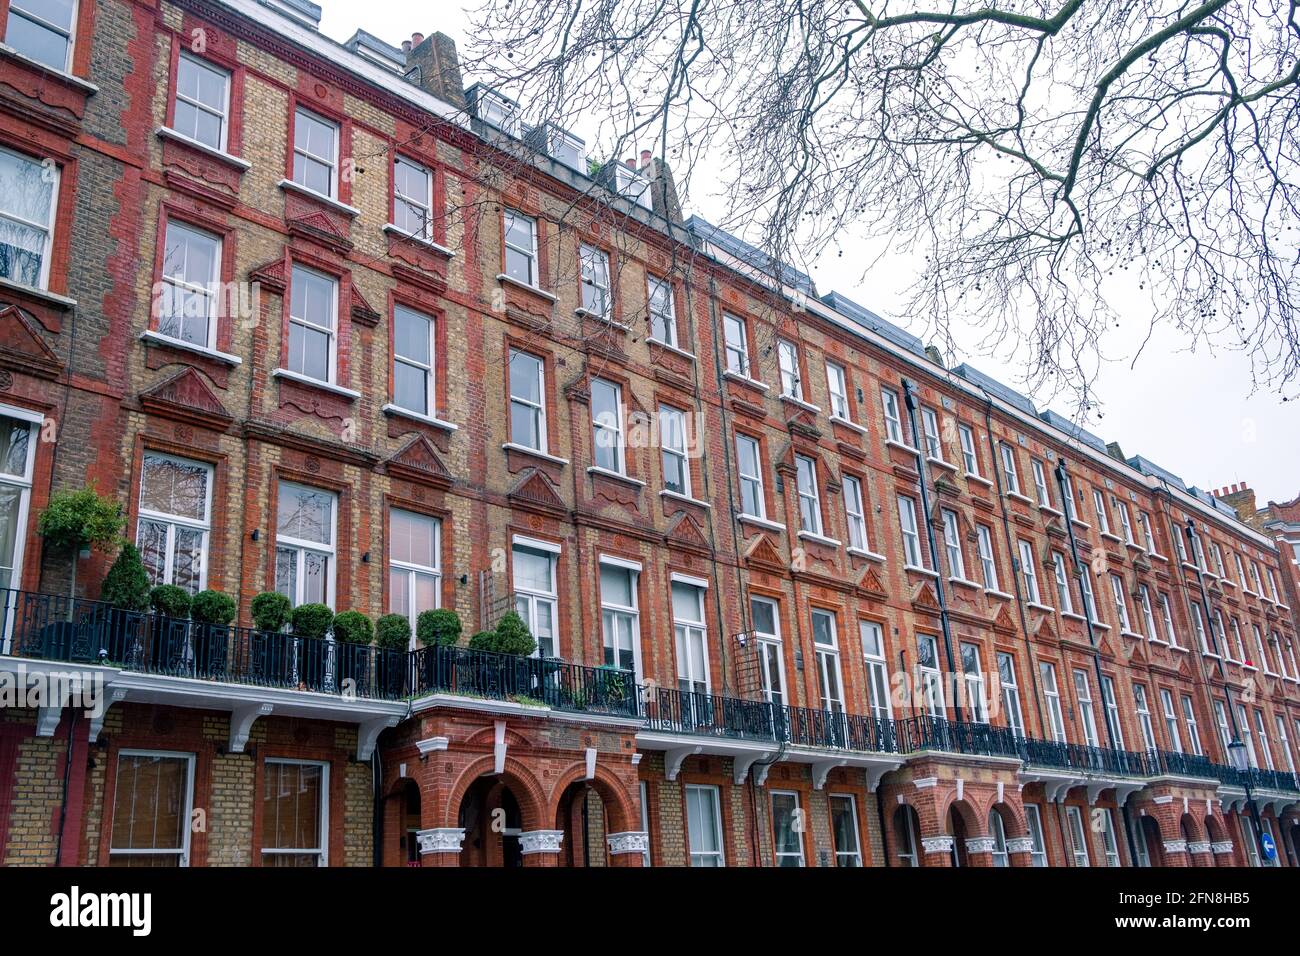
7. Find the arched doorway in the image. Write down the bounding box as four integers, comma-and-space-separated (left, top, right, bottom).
948, 806, 969, 867
988, 806, 1013, 866
555, 781, 608, 867
459, 776, 525, 867
1139, 816, 1164, 866
893, 804, 922, 867
400, 780, 421, 865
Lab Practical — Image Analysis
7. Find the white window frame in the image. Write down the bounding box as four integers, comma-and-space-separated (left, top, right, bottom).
6, 0, 77, 72
174, 52, 231, 151
843, 474, 868, 552
513, 541, 559, 659
1101, 676, 1124, 748
508, 349, 547, 453
673, 580, 710, 695
590, 378, 625, 475
1040, 662, 1066, 742
921, 407, 944, 462
291, 107, 339, 199
389, 509, 441, 649
0, 407, 38, 612
287, 264, 338, 385
776, 339, 801, 399
735, 433, 766, 520
1110, 573, 1133, 632
1093, 489, 1111, 535
0, 145, 59, 291
751, 596, 786, 707
898, 495, 925, 569
1024, 804, 1048, 867
578, 243, 611, 318
880, 387, 904, 443
1137, 585, 1157, 641
1134, 684, 1158, 752
794, 454, 823, 536
960, 641, 987, 723
1018, 538, 1041, 605
1031, 458, 1051, 508
1159, 592, 1180, 648
503, 209, 539, 287
829, 794, 863, 867
1181, 695, 1204, 756
108, 749, 195, 867
1066, 805, 1091, 867
861, 620, 892, 721
942, 509, 966, 580
658, 404, 691, 498
275, 481, 337, 609
260, 757, 329, 866
392, 304, 436, 417
959, 424, 980, 477
976, 525, 999, 591
1160, 689, 1183, 753
997, 651, 1024, 736
722, 313, 749, 376
812, 609, 844, 713
1098, 808, 1121, 867
1117, 500, 1136, 545
1139, 511, 1158, 555
826, 361, 850, 420
599, 558, 642, 679
393, 155, 434, 241
1052, 551, 1074, 614
646, 275, 676, 345
1073, 668, 1100, 748
158, 219, 222, 349
136, 451, 213, 595
918, 634, 945, 717
999, 443, 1020, 495
770, 791, 805, 867
684, 784, 724, 867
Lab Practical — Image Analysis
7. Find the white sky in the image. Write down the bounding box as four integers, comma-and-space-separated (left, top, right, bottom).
321, 3, 1299, 506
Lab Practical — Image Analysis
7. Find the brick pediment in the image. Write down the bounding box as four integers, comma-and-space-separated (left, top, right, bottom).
249, 256, 288, 294
743, 533, 785, 571
0, 304, 62, 379
992, 604, 1016, 634
665, 511, 711, 556
386, 434, 453, 488
139, 367, 233, 430
856, 564, 887, 598
507, 467, 566, 515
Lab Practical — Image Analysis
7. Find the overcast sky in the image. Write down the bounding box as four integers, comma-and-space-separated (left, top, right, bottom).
321, 3, 1298, 506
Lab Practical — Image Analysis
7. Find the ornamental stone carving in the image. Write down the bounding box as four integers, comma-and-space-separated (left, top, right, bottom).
921, 836, 954, 853
607, 831, 650, 855
1212, 841, 1235, 854
1162, 839, 1188, 854
1006, 837, 1036, 854
416, 827, 466, 854
519, 830, 565, 854
965, 837, 997, 854
1186, 841, 1211, 854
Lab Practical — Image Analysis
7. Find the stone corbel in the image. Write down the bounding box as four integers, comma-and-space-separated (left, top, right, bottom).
965, 837, 996, 854
229, 702, 273, 753
494, 720, 507, 775
357, 715, 400, 761
519, 830, 565, 855
417, 827, 466, 855
1006, 836, 1036, 854
921, 835, 954, 855
607, 831, 650, 855
811, 758, 847, 791
88, 688, 129, 743
1211, 840, 1235, 855
664, 745, 702, 781
1162, 839, 1188, 854
732, 751, 776, 786
1186, 841, 1211, 855
35, 705, 63, 737
416, 736, 449, 756
864, 764, 895, 793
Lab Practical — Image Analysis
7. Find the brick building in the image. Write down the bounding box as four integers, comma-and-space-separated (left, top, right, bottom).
0, 0, 1297, 868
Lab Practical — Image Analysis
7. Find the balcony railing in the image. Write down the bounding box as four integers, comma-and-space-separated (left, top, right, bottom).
0, 587, 407, 700
4, 585, 1298, 794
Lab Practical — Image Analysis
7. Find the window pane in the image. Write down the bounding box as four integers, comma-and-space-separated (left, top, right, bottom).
509, 351, 541, 404
262, 762, 323, 854
139, 454, 209, 521
671, 582, 703, 622
111, 754, 188, 853
5, 10, 72, 70
600, 563, 634, 606
513, 546, 553, 593
390, 509, 438, 569
277, 483, 333, 544
394, 306, 431, 364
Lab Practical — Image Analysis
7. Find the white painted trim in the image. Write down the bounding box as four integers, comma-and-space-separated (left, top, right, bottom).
586, 465, 645, 488
644, 337, 696, 361
738, 513, 786, 532
140, 329, 243, 365
512, 533, 563, 554
276, 178, 360, 217
382, 223, 455, 257
659, 489, 711, 509
496, 272, 557, 302
155, 126, 250, 169
599, 553, 643, 573
501, 442, 569, 466
381, 403, 458, 432
671, 571, 711, 589
272, 367, 361, 399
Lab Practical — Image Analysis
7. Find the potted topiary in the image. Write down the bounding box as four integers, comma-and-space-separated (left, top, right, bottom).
91, 543, 151, 667
148, 583, 194, 675
290, 602, 334, 691
332, 610, 373, 695
466, 612, 536, 699
190, 589, 236, 679
249, 591, 293, 686
417, 608, 462, 647
35, 485, 124, 601
375, 613, 412, 696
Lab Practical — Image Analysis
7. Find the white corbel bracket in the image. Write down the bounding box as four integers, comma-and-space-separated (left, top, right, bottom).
229, 703, 273, 753
664, 745, 702, 781
356, 715, 400, 761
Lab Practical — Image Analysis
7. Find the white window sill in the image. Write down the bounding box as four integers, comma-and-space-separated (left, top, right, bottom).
645, 337, 695, 361
1242, 663, 1259, 671
1120, 630, 1144, 640
904, 565, 938, 578
575, 307, 630, 330
660, 489, 710, 509
1149, 636, 1168, 646
1180, 561, 1201, 573
1038, 504, 1063, 517
1221, 579, 1237, 588
1202, 650, 1221, 660
271, 367, 360, 399
587, 466, 645, 488
1124, 541, 1144, 551
885, 438, 921, 456
1148, 551, 1168, 563
723, 370, 769, 392
140, 329, 242, 366
0, 42, 99, 93
1091, 621, 1112, 631
1168, 644, 1189, 653
1061, 612, 1087, 623
501, 442, 568, 466
948, 577, 982, 591
0, 275, 76, 309
927, 457, 957, 473
797, 530, 841, 548
156, 126, 251, 169
847, 547, 887, 562
984, 589, 1014, 600
382, 223, 455, 257
829, 415, 867, 435
738, 513, 785, 532
277, 179, 359, 217
496, 273, 557, 302
382, 403, 458, 431
1005, 491, 1035, 506
1070, 519, 1092, 531
780, 394, 821, 414
965, 473, 993, 488
1026, 602, 1056, 614
1100, 532, 1124, 544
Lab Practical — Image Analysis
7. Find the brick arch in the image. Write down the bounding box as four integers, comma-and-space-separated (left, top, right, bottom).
1179, 812, 1206, 844
545, 762, 639, 834
443, 755, 548, 831
887, 800, 925, 863
988, 800, 1029, 838
1204, 813, 1228, 844
941, 796, 986, 837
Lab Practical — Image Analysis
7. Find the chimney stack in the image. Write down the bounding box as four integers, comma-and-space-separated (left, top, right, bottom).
405, 32, 466, 109
1215, 483, 1260, 527
640, 149, 652, 169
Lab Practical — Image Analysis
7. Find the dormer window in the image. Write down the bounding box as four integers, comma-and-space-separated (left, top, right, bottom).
614, 163, 652, 210
475, 87, 521, 137
540, 125, 585, 170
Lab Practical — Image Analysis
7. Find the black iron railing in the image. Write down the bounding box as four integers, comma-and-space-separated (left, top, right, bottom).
0, 587, 406, 700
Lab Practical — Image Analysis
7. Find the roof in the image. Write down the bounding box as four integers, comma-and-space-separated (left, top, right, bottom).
685, 215, 816, 296
1038, 409, 1108, 454
1127, 455, 1187, 491
822, 291, 928, 359
952, 363, 1038, 416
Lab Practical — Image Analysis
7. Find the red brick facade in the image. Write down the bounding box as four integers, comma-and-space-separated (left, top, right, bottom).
0, 0, 1297, 869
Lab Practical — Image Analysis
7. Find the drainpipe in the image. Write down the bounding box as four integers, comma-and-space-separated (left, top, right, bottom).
372, 750, 383, 868
900, 380, 957, 717
1054, 459, 1141, 866
53, 709, 79, 866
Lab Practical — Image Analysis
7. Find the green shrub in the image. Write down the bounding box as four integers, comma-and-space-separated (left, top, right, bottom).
332, 610, 373, 645
291, 603, 334, 641
375, 614, 412, 650
191, 590, 236, 626
149, 584, 192, 619
100, 544, 151, 611
36, 486, 124, 554
417, 608, 462, 647
467, 612, 536, 656
250, 591, 292, 632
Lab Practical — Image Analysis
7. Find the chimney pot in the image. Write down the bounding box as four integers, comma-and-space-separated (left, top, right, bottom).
640, 149, 652, 168
624, 158, 636, 169
412, 33, 425, 47
402, 40, 412, 53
